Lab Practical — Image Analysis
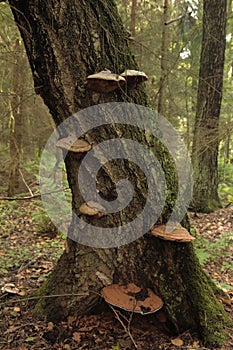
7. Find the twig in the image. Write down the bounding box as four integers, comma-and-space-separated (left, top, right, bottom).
18, 168, 33, 196
109, 304, 138, 349
0, 292, 90, 305
17, 255, 41, 274
0, 187, 70, 201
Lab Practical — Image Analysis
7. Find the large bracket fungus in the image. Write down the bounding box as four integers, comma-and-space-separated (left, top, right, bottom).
86, 70, 126, 93
101, 283, 164, 315
151, 225, 195, 243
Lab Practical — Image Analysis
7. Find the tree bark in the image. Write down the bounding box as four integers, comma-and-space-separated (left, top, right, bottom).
9, 0, 230, 346
191, 0, 227, 212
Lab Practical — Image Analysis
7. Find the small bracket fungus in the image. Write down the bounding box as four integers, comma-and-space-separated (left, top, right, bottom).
101, 283, 163, 315
79, 200, 106, 218
86, 70, 126, 93
120, 70, 148, 88
56, 135, 91, 153
151, 225, 195, 242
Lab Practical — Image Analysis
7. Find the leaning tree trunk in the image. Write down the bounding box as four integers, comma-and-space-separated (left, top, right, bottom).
191, 0, 226, 213
9, 0, 229, 346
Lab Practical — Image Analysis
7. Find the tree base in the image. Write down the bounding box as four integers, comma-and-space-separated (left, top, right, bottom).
32, 238, 231, 347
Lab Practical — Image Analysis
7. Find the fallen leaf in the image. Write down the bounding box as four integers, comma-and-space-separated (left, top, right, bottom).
47, 322, 54, 331
67, 315, 76, 326
192, 340, 200, 347
18, 291, 26, 296
13, 307, 21, 313
171, 338, 184, 346
73, 332, 82, 343
4, 325, 17, 334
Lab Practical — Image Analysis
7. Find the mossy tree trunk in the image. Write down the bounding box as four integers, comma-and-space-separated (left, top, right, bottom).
191, 0, 227, 213
9, 0, 229, 346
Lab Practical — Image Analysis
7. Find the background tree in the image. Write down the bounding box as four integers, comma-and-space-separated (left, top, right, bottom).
8, 0, 230, 346
0, 4, 53, 197
191, 0, 227, 212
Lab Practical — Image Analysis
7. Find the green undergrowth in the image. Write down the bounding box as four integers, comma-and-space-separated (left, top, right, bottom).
0, 199, 64, 276
218, 162, 233, 204
193, 229, 233, 291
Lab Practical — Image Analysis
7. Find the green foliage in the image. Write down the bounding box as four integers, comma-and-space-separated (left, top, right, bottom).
0, 237, 62, 275
194, 231, 233, 290
24, 337, 34, 343
112, 344, 120, 350
218, 162, 233, 204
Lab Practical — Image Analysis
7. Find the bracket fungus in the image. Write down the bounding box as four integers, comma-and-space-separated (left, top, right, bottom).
86, 70, 126, 93
101, 283, 163, 315
56, 135, 91, 153
120, 70, 148, 88
151, 225, 195, 242
79, 200, 106, 218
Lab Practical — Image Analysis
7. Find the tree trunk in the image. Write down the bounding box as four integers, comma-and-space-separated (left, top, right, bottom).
130, 0, 137, 38
191, 0, 227, 213
8, 39, 26, 196
9, 0, 229, 346
157, 0, 169, 115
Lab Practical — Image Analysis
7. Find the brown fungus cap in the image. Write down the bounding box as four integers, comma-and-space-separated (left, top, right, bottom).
86, 70, 126, 93
101, 283, 163, 315
120, 70, 148, 87
56, 135, 91, 153
151, 225, 195, 242
80, 201, 106, 217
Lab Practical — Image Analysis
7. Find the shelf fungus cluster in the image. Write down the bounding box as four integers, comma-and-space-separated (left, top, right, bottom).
151, 225, 195, 243
86, 70, 125, 93
79, 201, 106, 218
101, 283, 163, 315
86, 69, 148, 93
56, 134, 91, 153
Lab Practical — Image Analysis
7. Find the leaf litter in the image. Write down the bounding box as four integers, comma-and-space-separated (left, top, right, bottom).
0, 198, 232, 350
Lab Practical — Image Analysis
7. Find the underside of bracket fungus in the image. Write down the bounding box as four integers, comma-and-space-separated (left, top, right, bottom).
79, 200, 106, 218
101, 283, 163, 315
151, 225, 195, 242
120, 70, 148, 87
86, 70, 126, 93
56, 135, 91, 153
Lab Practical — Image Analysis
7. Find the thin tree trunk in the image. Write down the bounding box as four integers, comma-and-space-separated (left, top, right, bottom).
9, 0, 230, 346
8, 39, 25, 196
130, 0, 137, 38
191, 0, 227, 212
158, 0, 169, 115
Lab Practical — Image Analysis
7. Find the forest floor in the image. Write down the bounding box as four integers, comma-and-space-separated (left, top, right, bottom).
0, 197, 232, 350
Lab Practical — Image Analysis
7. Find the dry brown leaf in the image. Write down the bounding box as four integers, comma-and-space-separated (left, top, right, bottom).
73, 331, 82, 343
67, 315, 76, 326
171, 338, 184, 346
192, 340, 200, 347
13, 307, 21, 313
18, 290, 26, 296
47, 322, 54, 331
4, 325, 17, 334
